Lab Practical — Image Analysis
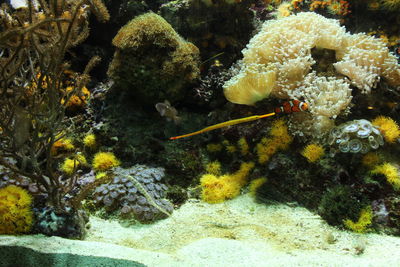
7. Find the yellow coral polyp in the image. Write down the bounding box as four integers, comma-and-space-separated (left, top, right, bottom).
200, 162, 254, 203
93, 152, 120, 171
238, 137, 250, 156
381, 0, 400, 10
83, 133, 97, 148
61, 154, 87, 175
361, 152, 380, 167
371, 116, 400, 143
343, 206, 373, 233
206, 143, 223, 153
51, 137, 75, 155
222, 140, 237, 153
0, 185, 33, 234
205, 161, 222, 176
249, 177, 267, 196
371, 162, 400, 190
275, 2, 292, 18
62, 86, 90, 109
257, 119, 292, 164
301, 144, 325, 163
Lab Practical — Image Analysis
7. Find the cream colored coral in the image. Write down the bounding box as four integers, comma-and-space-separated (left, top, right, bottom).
289, 72, 352, 118
288, 72, 352, 138
223, 63, 277, 105
334, 33, 400, 93
224, 12, 400, 105
224, 12, 347, 104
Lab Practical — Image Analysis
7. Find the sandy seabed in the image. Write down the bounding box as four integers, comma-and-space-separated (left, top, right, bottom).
84, 193, 400, 266
2, 193, 400, 267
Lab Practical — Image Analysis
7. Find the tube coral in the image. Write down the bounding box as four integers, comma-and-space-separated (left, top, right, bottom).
371, 162, 400, 190
200, 162, 254, 203
92, 152, 120, 171
371, 116, 400, 143
343, 206, 373, 233
0, 185, 33, 234
301, 144, 325, 163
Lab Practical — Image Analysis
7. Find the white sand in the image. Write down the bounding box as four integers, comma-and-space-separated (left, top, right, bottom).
85, 194, 400, 266
2, 194, 400, 266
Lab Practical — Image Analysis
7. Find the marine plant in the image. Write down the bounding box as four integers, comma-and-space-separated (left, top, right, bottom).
0, 0, 109, 237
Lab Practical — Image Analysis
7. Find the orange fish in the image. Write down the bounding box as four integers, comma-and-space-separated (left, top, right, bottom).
274, 99, 308, 114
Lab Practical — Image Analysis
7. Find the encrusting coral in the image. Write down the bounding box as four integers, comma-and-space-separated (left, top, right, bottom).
92, 165, 173, 222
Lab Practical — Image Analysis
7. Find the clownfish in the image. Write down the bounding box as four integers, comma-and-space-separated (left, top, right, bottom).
169, 100, 308, 140
274, 99, 308, 114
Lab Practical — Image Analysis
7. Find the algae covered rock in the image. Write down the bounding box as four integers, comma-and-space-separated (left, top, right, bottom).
108, 12, 200, 105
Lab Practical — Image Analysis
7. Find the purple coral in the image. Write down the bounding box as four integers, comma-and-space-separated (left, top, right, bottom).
93, 165, 173, 223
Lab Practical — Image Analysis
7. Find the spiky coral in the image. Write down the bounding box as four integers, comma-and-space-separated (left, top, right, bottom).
362, 152, 381, 167
61, 154, 87, 175
301, 143, 325, 163
92, 152, 120, 171
51, 137, 75, 156
238, 137, 250, 156
0, 185, 33, 234
200, 162, 254, 203
371, 162, 400, 190
343, 206, 373, 233
205, 161, 222, 176
249, 177, 267, 196
83, 133, 97, 148
257, 119, 293, 164
380, 0, 400, 10
371, 116, 400, 143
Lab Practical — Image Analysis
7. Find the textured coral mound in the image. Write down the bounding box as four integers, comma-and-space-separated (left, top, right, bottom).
108, 12, 200, 105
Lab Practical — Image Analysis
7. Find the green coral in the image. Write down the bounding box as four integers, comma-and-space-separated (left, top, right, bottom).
108, 12, 200, 105
318, 185, 365, 226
